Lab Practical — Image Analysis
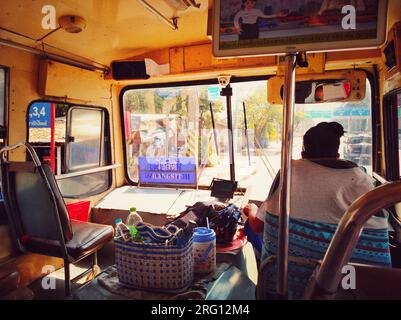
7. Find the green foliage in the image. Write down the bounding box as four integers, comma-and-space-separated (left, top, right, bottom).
124, 90, 147, 113
199, 88, 224, 129
242, 88, 305, 145
242, 88, 281, 145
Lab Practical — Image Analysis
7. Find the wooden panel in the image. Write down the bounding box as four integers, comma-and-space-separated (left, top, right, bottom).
169, 47, 185, 74
38, 59, 112, 102
91, 208, 172, 227
184, 44, 212, 71
326, 49, 382, 69
123, 42, 278, 80
277, 53, 326, 76
0, 47, 40, 161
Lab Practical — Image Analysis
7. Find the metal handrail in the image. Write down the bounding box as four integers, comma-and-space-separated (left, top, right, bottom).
0, 142, 42, 166
312, 181, 401, 295
55, 164, 120, 180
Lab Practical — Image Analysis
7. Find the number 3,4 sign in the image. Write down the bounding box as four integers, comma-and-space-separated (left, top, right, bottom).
29, 102, 51, 128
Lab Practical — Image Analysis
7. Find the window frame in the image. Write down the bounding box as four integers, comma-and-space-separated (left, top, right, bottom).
383, 87, 401, 181
369, 67, 383, 177
119, 75, 271, 188
0, 66, 9, 141
26, 100, 112, 198
66, 106, 106, 173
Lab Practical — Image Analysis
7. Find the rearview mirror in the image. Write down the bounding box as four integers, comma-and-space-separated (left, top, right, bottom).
308, 80, 351, 103
268, 70, 367, 105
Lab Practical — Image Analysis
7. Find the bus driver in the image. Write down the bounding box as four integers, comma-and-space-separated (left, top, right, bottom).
244, 122, 391, 299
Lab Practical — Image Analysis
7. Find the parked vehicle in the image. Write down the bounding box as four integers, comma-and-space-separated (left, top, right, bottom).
344, 134, 372, 166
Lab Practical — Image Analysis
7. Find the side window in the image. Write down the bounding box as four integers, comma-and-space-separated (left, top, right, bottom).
383, 90, 401, 181
27, 102, 111, 198
66, 107, 105, 172
397, 93, 401, 173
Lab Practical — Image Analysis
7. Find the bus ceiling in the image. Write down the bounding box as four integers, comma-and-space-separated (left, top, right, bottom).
0, 0, 400, 82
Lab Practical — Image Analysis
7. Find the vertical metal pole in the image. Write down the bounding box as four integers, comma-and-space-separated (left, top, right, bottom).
209, 103, 220, 156
243, 102, 251, 166
50, 103, 56, 174
277, 53, 297, 299
221, 85, 235, 182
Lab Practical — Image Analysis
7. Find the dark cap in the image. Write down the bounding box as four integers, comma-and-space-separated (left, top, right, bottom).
303, 122, 345, 159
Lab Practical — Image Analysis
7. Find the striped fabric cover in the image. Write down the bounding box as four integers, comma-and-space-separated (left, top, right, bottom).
262, 213, 392, 300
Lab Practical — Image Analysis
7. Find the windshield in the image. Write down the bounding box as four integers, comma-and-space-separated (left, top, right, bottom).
294, 80, 373, 172
122, 78, 372, 200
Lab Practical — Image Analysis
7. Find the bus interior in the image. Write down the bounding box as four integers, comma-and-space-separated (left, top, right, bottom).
1, 0, 401, 301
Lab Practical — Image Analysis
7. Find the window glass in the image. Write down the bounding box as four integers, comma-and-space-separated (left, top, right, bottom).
122, 81, 273, 200
295, 80, 373, 173
122, 79, 372, 200
123, 84, 230, 187
67, 108, 104, 171
230, 81, 278, 200
57, 171, 110, 199
397, 93, 401, 172
27, 102, 110, 198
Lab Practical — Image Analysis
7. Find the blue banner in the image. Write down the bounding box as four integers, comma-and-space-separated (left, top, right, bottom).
208, 87, 221, 101
138, 157, 196, 185
29, 102, 51, 128
155, 89, 181, 98
333, 108, 370, 117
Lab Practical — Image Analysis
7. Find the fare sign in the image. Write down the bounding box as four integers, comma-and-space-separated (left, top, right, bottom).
29, 102, 51, 128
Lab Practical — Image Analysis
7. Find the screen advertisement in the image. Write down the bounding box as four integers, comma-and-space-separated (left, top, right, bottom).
213, 0, 388, 57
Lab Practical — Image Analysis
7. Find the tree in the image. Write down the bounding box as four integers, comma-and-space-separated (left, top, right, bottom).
124, 90, 147, 113
242, 88, 306, 147
199, 88, 224, 130
242, 88, 282, 146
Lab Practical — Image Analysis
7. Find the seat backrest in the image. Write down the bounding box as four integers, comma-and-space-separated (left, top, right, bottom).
260, 212, 391, 299
0, 144, 73, 245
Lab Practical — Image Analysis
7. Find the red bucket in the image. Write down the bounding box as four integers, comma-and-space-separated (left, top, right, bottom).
66, 201, 90, 222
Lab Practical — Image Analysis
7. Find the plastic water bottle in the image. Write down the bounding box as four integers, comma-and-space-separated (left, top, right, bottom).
126, 208, 143, 242
193, 227, 216, 274
126, 207, 142, 227
115, 219, 131, 242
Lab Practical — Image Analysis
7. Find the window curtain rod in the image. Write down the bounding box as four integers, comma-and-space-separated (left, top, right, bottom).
0, 37, 109, 74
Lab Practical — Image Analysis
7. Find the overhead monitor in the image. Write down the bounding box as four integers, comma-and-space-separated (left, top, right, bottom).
213, 0, 388, 57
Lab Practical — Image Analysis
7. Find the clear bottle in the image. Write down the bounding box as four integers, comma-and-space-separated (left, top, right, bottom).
126, 208, 143, 242
115, 219, 131, 242
126, 207, 143, 227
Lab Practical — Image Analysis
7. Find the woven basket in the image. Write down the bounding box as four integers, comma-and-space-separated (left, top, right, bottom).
114, 237, 194, 293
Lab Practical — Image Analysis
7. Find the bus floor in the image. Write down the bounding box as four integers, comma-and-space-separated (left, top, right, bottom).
27, 240, 259, 300
28, 240, 115, 300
